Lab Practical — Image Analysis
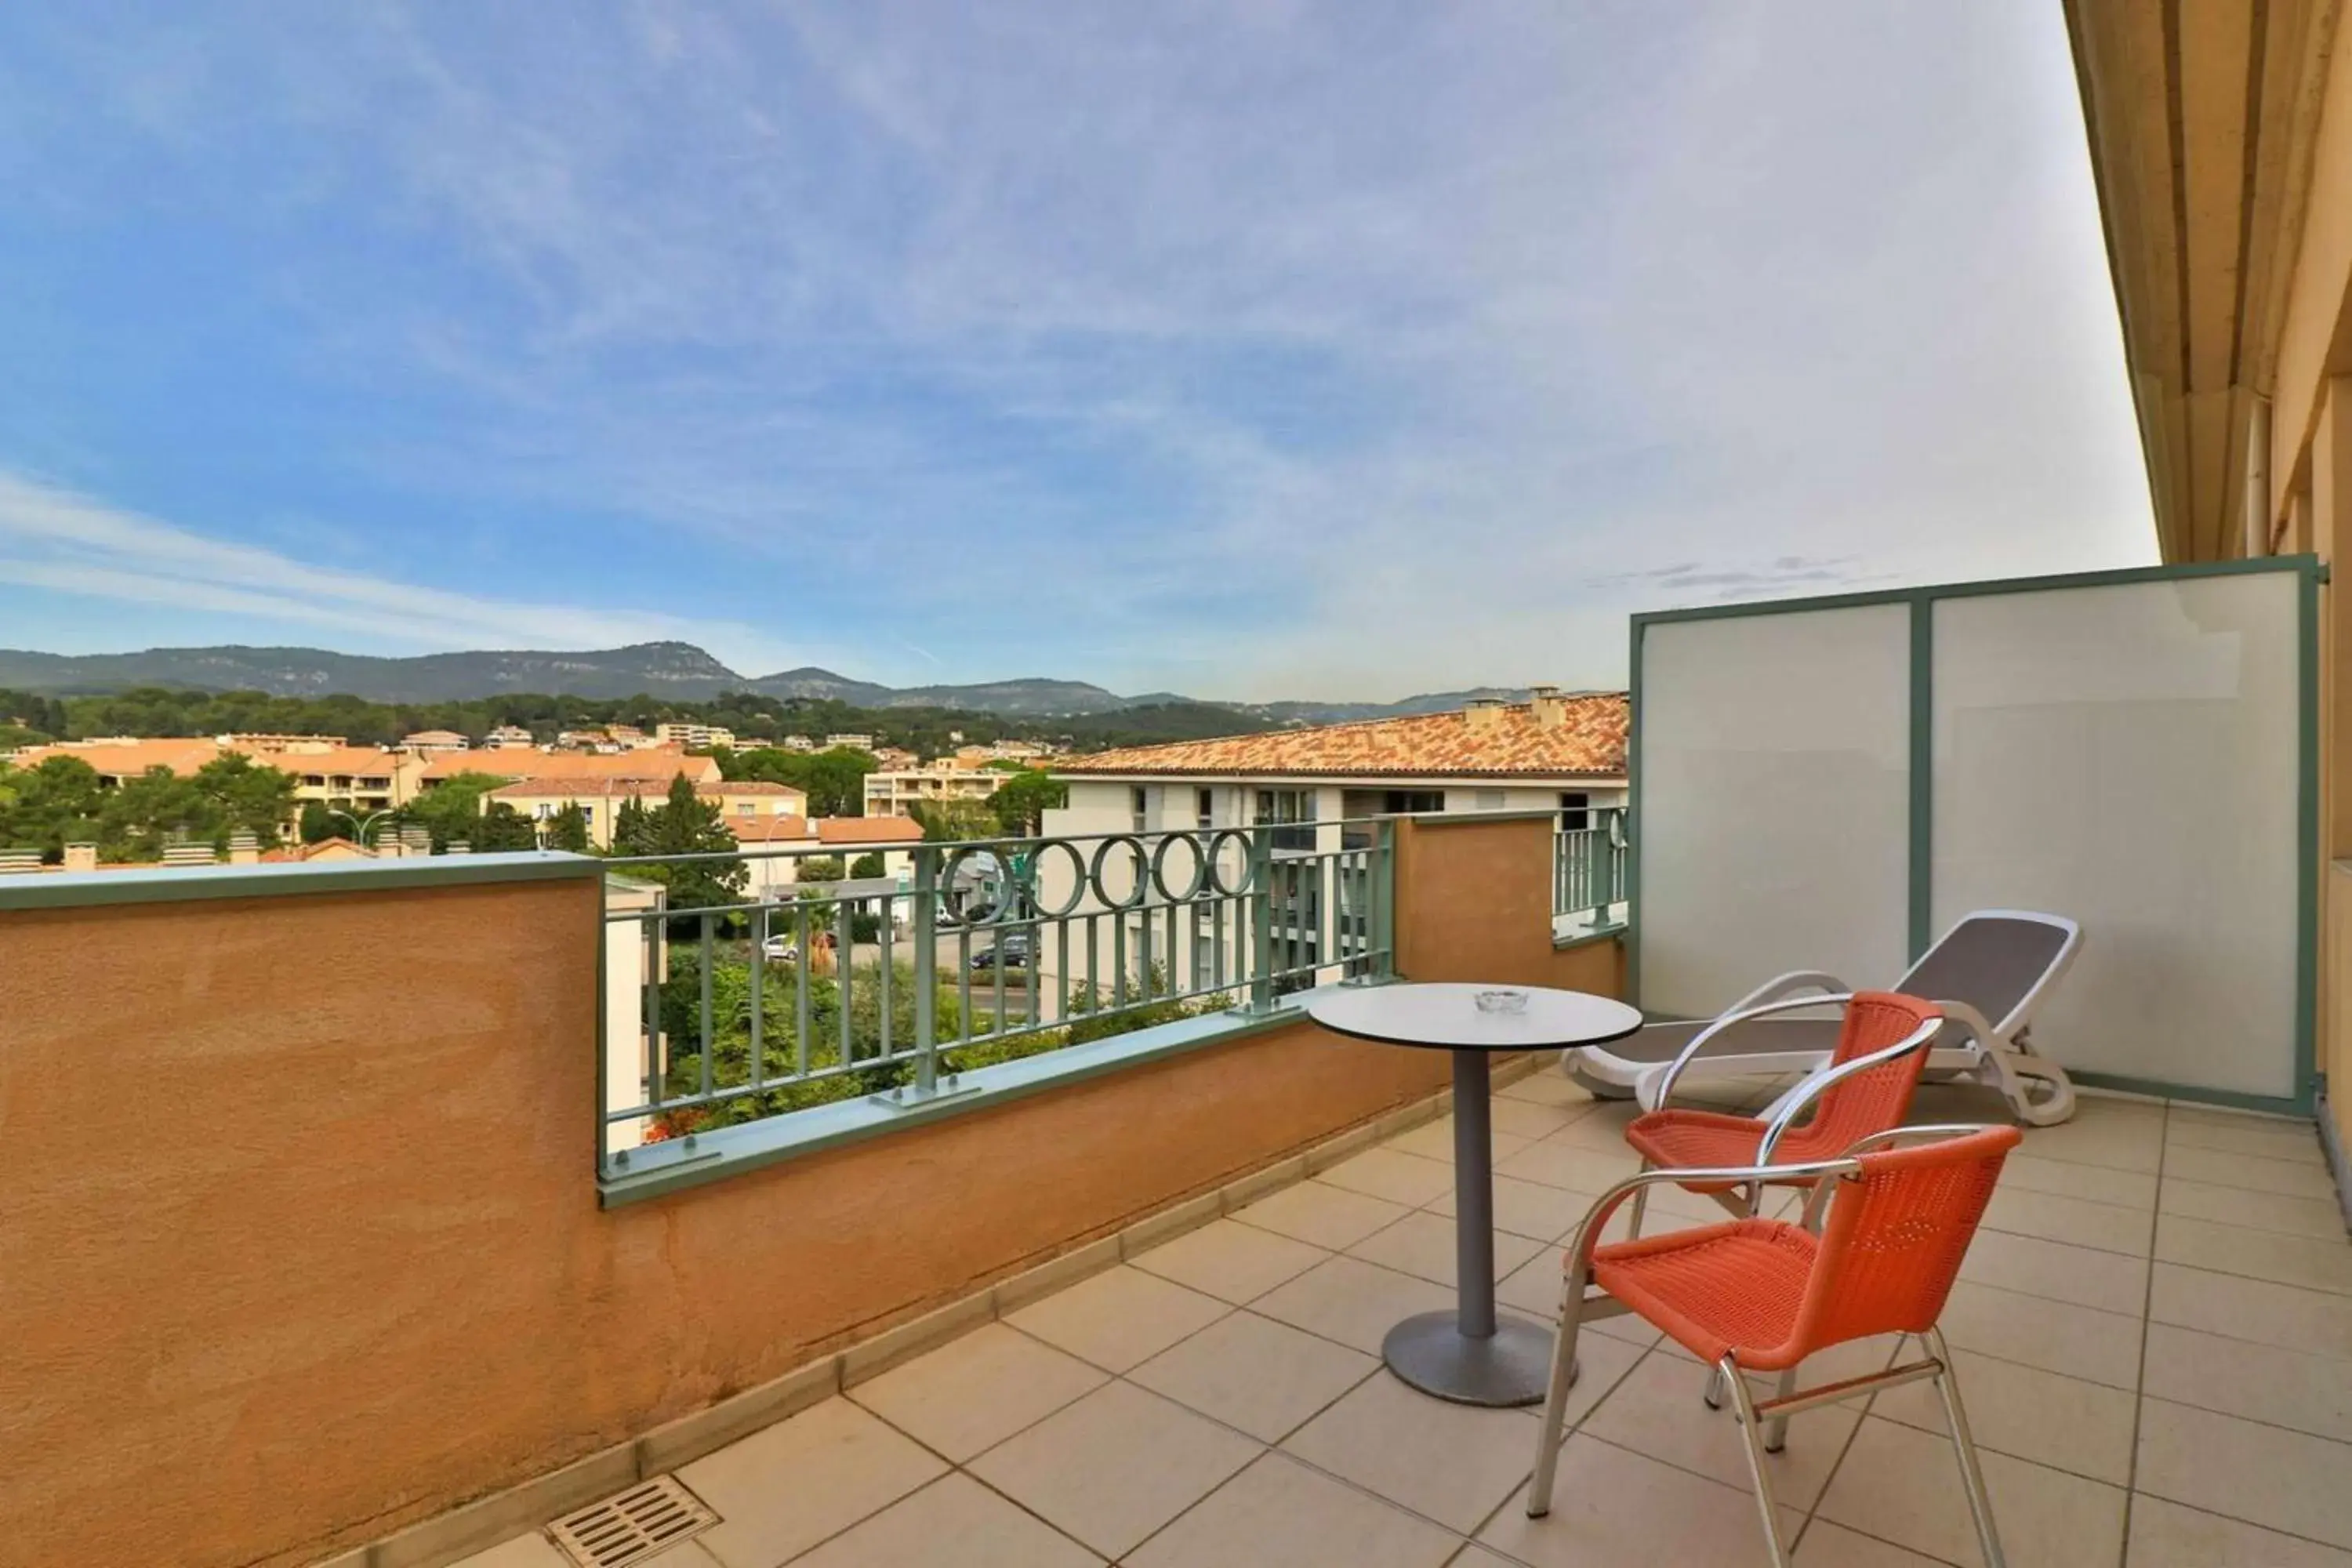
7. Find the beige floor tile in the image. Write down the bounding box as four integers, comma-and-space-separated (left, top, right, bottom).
2149, 1263, 2352, 1360
1813, 1417, 2125, 1568
1492, 1254, 1664, 1349
1525, 1317, 1649, 1434
1791, 1520, 1953, 1566
1321, 1147, 1461, 1207
848, 1322, 1106, 1462
1476, 1436, 1798, 1566
788, 1473, 1102, 1567
1234, 1178, 1414, 1250
1996, 1152, 2158, 1210
1580, 1348, 1863, 1512
450, 1538, 569, 1568
1496, 1134, 1642, 1194
1129, 1309, 1378, 1442
966, 1381, 1260, 1559
637, 1544, 725, 1568
678, 1398, 948, 1568
2165, 1115, 2325, 1166
2162, 1143, 2339, 1200
1127, 1452, 1461, 1568
1349, 1210, 1548, 1290
2016, 1113, 2163, 1174
1867, 1348, 2136, 1485
1958, 1228, 2149, 1316
1005, 1265, 1230, 1374
1935, 1279, 2143, 1390
1980, 1187, 2154, 1258
2136, 1396, 2352, 1550
2156, 1213, 2352, 1296
1388, 1115, 1537, 1165
1250, 1254, 1461, 1356
1129, 1218, 1330, 1305
2143, 1321, 2352, 1442
1490, 1094, 1596, 1138
1498, 1070, 1596, 1108
1444, 1548, 1523, 1568
2125, 1494, 2352, 1568
1427, 1173, 1609, 1245
2161, 1176, 2349, 1242
1281, 1372, 1542, 1533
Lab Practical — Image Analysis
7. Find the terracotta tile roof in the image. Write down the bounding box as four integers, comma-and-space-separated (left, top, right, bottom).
10, 739, 227, 778
427, 750, 720, 786
270, 746, 411, 779
815, 816, 927, 846
1055, 693, 1629, 780
703, 782, 807, 797
726, 814, 815, 844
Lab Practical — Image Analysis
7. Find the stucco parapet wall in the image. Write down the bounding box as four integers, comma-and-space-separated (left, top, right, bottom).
0, 850, 601, 912
314, 1054, 1535, 1568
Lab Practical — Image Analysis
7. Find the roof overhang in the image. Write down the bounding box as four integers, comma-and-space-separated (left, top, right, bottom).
2063, 0, 2342, 561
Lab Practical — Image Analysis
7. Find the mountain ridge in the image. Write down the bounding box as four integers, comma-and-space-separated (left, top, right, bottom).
0, 641, 1579, 722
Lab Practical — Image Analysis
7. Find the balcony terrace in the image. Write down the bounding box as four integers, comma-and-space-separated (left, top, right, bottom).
455, 1076, 2352, 1568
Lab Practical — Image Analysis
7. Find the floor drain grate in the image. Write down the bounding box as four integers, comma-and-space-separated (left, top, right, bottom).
546, 1476, 718, 1568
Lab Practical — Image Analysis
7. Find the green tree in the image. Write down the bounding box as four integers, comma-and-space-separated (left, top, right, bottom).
393, 770, 512, 851
630, 773, 747, 917
542, 800, 592, 853
793, 855, 846, 884
717, 745, 877, 817
299, 800, 337, 844
908, 798, 998, 842
985, 768, 1067, 835
474, 802, 540, 851
848, 850, 886, 879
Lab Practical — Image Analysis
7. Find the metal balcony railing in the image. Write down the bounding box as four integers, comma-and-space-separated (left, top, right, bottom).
1554, 806, 1630, 934
597, 819, 1396, 1163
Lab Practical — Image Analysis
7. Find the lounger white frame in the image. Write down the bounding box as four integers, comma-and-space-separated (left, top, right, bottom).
1571, 909, 2084, 1127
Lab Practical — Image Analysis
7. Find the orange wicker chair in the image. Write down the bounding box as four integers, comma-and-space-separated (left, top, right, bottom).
1619, 990, 1943, 1240
1527, 1123, 2024, 1568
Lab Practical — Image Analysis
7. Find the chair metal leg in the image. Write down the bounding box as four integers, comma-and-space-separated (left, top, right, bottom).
1627, 1164, 1651, 1240
1927, 1327, 2007, 1568
1721, 1355, 1794, 1568
1526, 1265, 1590, 1517
1763, 1362, 1798, 1453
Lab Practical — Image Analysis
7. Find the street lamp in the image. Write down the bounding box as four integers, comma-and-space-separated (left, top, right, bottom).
328, 807, 396, 851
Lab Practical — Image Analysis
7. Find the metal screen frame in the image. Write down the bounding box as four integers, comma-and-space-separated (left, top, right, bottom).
1628, 555, 2322, 1116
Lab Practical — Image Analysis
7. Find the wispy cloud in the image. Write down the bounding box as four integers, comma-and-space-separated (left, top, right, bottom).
0, 467, 799, 666
0, 2, 2154, 701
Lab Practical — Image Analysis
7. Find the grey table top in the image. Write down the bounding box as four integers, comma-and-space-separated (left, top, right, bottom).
1305, 982, 1644, 1053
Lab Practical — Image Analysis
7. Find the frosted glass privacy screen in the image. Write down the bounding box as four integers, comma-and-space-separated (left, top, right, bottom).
1635, 604, 1913, 1016
1930, 573, 2303, 1098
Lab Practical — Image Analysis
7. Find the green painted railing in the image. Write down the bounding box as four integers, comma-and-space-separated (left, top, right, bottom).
1553, 807, 1630, 935
596, 819, 1396, 1169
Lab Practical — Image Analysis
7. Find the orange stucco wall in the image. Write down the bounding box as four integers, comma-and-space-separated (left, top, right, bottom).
1392, 813, 1627, 996
1, 837, 1621, 1568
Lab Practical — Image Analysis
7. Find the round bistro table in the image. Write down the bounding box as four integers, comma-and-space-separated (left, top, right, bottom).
1306, 982, 1644, 1406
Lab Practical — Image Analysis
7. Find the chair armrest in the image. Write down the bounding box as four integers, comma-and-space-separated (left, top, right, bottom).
1753, 1009, 1944, 1163
1726, 970, 1849, 1012
1651, 992, 1860, 1110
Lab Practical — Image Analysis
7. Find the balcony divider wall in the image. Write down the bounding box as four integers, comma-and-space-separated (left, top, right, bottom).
1629, 557, 2321, 1114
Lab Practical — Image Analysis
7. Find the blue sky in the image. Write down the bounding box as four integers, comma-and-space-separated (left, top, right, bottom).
0, 2, 2153, 701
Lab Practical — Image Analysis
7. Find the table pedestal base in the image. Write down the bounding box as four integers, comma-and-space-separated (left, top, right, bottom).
1381, 1311, 1568, 1408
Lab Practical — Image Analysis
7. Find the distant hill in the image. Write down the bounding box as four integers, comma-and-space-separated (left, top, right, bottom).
0, 642, 1598, 723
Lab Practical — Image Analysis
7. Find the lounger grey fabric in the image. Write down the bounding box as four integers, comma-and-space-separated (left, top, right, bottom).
1896, 916, 2071, 1033
1593, 1014, 1848, 1067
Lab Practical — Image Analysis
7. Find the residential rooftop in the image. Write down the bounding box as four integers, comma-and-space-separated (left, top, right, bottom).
1057, 692, 1628, 780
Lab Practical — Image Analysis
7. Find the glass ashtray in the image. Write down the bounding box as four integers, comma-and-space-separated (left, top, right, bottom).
1473, 989, 1529, 1014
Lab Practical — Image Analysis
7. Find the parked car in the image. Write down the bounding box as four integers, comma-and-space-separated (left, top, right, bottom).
760, 935, 800, 963
968, 932, 1031, 971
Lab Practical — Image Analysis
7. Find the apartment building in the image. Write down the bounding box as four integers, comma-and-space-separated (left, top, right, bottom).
483, 724, 535, 749
1046, 685, 1628, 850
9, 735, 425, 813
397, 729, 470, 753
652, 721, 737, 750
862, 760, 1003, 818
